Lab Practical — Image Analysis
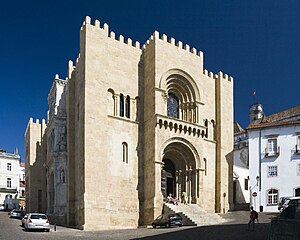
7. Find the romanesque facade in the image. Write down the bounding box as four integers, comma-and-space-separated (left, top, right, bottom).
25, 16, 234, 230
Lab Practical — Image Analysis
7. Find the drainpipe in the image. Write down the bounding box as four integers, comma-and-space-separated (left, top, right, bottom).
258, 129, 262, 212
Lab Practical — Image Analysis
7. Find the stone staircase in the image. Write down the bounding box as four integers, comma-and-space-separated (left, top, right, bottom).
164, 203, 226, 226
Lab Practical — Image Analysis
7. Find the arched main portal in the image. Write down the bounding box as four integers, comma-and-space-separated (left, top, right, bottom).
161, 141, 199, 204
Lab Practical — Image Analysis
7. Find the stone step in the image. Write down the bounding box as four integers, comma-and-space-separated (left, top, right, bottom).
164, 203, 226, 226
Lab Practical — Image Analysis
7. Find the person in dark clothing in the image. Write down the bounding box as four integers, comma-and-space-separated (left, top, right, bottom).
247, 206, 257, 231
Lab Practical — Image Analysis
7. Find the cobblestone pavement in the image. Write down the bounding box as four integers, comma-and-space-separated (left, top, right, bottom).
0, 210, 279, 240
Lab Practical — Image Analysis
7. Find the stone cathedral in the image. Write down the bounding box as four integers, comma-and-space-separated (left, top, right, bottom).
25, 16, 234, 230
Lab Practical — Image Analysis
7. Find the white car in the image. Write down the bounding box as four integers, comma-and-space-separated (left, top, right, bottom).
24, 213, 50, 232
10, 209, 24, 219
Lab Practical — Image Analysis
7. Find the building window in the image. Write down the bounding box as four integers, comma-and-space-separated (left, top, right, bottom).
204, 158, 207, 176
244, 178, 249, 190
266, 138, 278, 156
267, 189, 278, 205
122, 142, 128, 163
268, 166, 278, 177
296, 135, 300, 153
125, 96, 130, 118
167, 93, 179, 119
120, 94, 124, 117
297, 164, 300, 176
7, 178, 12, 188
7, 163, 11, 171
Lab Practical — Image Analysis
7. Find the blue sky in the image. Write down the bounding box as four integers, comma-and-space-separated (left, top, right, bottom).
0, 1, 299, 160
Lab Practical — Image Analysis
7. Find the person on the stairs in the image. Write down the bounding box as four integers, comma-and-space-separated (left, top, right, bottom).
181, 191, 187, 205
167, 193, 178, 205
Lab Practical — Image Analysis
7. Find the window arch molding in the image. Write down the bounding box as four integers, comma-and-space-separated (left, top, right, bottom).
159, 69, 201, 123
159, 68, 201, 102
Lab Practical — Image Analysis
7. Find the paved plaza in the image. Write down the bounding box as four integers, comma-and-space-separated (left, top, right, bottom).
0, 211, 279, 240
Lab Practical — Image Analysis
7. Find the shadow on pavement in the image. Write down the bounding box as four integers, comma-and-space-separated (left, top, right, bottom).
132, 223, 271, 240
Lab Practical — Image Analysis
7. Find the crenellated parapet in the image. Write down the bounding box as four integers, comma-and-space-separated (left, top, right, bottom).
203, 70, 233, 82
29, 117, 46, 125
82, 16, 141, 50
142, 30, 203, 59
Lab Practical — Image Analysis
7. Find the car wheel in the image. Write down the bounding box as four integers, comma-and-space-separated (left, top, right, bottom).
179, 224, 182, 227
46, 229, 50, 232
152, 223, 156, 228
165, 223, 170, 228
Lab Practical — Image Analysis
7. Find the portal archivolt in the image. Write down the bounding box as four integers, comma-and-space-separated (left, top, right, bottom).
161, 141, 200, 204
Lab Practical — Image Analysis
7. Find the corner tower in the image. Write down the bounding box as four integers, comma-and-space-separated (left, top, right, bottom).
249, 103, 264, 123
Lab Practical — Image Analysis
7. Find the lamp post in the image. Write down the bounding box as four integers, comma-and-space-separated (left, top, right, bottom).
256, 176, 260, 186
249, 176, 260, 210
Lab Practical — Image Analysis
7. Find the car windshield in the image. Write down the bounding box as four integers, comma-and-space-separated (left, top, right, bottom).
31, 214, 47, 219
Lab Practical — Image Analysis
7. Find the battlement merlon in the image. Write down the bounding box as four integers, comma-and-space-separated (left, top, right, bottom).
81, 16, 141, 50
68, 60, 75, 79
215, 71, 234, 82
143, 30, 204, 60
203, 70, 233, 82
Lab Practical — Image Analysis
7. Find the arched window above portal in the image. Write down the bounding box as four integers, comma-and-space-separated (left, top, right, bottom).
159, 69, 201, 124
167, 93, 179, 119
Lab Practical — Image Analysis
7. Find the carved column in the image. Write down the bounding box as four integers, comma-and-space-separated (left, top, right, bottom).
176, 171, 179, 199
114, 95, 118, 116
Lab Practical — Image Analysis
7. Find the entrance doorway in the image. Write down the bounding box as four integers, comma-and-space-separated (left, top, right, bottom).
161, 159, 176, 201
160, 141, 199, 204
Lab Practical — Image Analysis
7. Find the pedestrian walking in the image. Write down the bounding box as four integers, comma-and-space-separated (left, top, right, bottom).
247, 206, 258, 231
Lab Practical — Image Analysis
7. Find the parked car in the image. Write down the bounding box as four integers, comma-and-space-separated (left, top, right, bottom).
278, 196, 292, 211
152, 213, 183, 228
21, 213, 29, 227
24, 213, 50, 232
281, 196, 300, 211
10, 209, 24, 219
0, 204, 5, 211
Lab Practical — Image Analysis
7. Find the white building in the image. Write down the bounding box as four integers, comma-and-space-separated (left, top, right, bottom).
233, 122, 249, 206
248, 104, 300, 212
0, 148, 21, 209
18, 162, 25, 208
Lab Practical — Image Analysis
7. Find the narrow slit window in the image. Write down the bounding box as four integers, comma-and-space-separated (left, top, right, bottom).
122, 142, 128, 163
125, 96, 130, 118
120, 94, 124, 117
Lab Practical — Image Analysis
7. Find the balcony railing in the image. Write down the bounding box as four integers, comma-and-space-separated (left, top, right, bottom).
0, 186, 17, 193
265, 147, 280, 157
156, 114, 207, 139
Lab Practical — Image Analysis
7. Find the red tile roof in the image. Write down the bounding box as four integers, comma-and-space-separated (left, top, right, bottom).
234, 122, 245, 134
247, 105, 300, 130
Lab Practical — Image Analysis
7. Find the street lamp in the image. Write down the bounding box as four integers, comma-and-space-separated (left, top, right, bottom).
256, 176, 260, 186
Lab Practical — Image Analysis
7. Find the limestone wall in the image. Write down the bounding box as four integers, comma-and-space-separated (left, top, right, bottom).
74, 17, 141, 230
24, 118, 47, 213
215, 72, 234, 213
